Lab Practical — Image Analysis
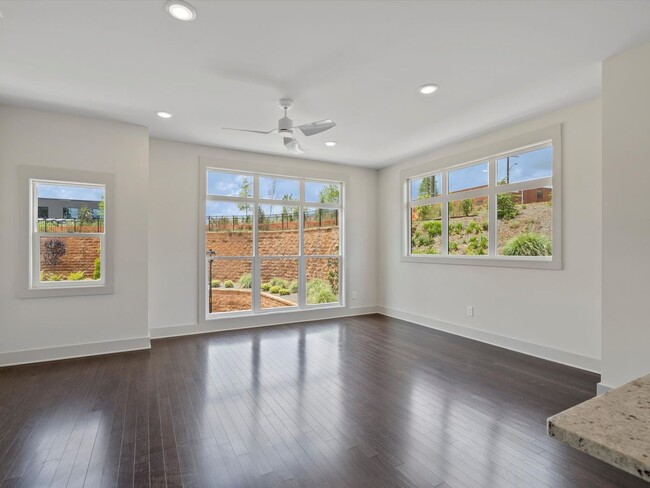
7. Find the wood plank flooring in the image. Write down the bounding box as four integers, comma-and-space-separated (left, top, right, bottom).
0, 314, 645, 488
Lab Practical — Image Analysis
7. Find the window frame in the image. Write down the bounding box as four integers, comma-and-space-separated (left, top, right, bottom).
401, 125, 562, 269
200, 164, 344, 321
17, 166, 115, 298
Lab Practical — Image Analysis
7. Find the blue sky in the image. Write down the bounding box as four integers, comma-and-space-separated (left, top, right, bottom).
207, 171, 340, 204
412, 146, 552, 197
37, 183, 104, 201
497, 146, 552, 184
448, 162, 488, 193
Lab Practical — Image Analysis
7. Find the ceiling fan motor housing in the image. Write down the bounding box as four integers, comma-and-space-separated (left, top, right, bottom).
278, 114, 293, 137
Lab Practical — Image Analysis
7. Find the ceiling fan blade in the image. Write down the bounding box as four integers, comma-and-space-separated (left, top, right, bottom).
222, 127, 276, 135
284, 137, 305, 154
294, 119, 336, 136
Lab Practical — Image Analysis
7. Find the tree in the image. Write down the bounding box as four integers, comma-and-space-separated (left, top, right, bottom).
78, 205, 93, 225
497, 193, 518, 220
267, 178, 278, 216
43, 238, 67, 271
319, 184, 340, 204
418, 175, 439, 199
281, 194, 294, 220
236, 177, 252, 220
461, 199, 474, 217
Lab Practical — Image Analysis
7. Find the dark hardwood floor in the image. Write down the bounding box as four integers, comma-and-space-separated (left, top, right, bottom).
0, 314, 644, 488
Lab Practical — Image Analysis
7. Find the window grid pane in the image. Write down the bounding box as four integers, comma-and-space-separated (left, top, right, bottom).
205, 171, 342, 316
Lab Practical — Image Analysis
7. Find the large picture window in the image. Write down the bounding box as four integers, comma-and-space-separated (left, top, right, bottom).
403, 127, 561, 269
204, 169, 343, 317
31, 179, 106, 288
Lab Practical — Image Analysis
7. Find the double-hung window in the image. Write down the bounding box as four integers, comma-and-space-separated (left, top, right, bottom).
203, 169, 343, 317
403, 126, 561, 269
31, 180, 106, 288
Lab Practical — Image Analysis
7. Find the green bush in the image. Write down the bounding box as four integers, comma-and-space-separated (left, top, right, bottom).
465, 221, 482, 235
46, 274, 65, 281
422, 220, 442, 237
269, 277, 289, 289
93, 256, 101, 280
413, 232, 431, 247
269, 285, 281, 294
288, 280, 298, 294
67, 271, 86, 281
306, 279, 337, 304
449, 222, 464, 235
278, 288, 291, 296
238, 273, 252, 288
461, 199, 474, 217
412, 247, 438, 255
467, 235, 488, 255
502, 233, 552, 256
224, 280, 234, 288
261, 282, 271, 291
211, 279, 221, 288
449, 242, 459, 252
480, 221, 489, 231
497, 193, 518, 220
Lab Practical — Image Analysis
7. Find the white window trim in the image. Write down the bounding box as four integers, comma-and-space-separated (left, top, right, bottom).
198, 158, 347, 324
17, 166, 115, 298
400, 125, 562, 270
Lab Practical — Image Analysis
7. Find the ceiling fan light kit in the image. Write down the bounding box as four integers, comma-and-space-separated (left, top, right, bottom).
222, 99, 336, 154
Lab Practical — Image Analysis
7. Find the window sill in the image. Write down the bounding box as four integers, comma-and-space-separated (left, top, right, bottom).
400, 254, 560, 270
19, 283, 114, 299
206, 302, 345, 321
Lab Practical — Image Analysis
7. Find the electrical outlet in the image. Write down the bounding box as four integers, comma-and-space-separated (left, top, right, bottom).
351, 291, 358, 300
466, 305, 474, 317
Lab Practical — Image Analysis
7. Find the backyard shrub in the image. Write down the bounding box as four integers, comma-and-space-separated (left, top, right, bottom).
422, 220, 442, 237
413, 247, 438, 255
67, 271, 86, 281
307, 279, 337, 304
480, 221, 489, 231
288, 280, 298, 294
413, 232, 431, 247
461, 199, 474, 217
502, 233, 552, 256
224, 280, 234, 288
448, 222, 464, 235
93, 256, 101, 280
269, 277, 289, 289
261, 282, 271, 291
449, 242, 459, 252
211, 279, 221, 288
467, 235, 488, 255
497, 193, 518, 220
278, 288, 290, 296
46, 274, 65, 281
42, 238, 67, 269
465, 221, 481, 235
238, 273, 252, 288
269, 285, 281, 294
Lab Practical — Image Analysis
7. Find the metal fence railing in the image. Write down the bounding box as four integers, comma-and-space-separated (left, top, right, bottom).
207, 209, 339, 232
37, 217, 104, 233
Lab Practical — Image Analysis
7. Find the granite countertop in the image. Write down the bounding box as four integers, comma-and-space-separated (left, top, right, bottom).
548, 373, 650, 482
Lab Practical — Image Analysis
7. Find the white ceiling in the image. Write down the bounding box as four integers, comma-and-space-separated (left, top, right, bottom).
1, 1, 650, 168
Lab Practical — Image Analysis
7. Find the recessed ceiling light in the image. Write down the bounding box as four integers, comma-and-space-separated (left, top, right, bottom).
418, 83, 439, 95
156, 111, 173, 119
325, 141, 337, 147
165, 0, 197, 21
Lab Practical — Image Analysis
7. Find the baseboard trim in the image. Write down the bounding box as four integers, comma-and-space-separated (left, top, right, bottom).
150, 306, 379, 339
0, 337, 151, 368
377, 306, 600, 373
596, 382, 612, 395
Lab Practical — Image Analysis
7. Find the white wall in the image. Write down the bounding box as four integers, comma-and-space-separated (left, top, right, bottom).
601, 42, 650, 388
0, 105, 150, 364
378, 99, 603, 371
148, 139, 378, 336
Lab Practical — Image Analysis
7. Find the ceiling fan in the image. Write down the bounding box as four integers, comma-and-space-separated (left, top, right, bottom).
222, 99, 336, 154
